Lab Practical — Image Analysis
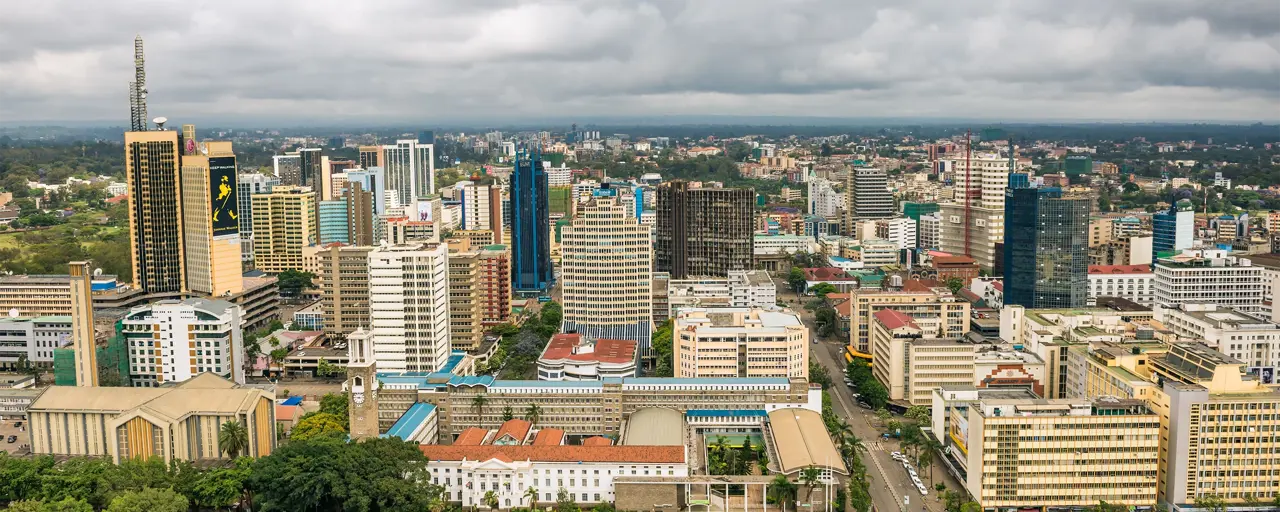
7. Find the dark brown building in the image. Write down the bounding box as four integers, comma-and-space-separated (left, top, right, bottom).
655, 181, 754, 279
125, 130, 186, 295
345, 181, 375, 246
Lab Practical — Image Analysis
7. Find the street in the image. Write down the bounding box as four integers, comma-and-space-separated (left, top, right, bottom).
776, 278, 960, 512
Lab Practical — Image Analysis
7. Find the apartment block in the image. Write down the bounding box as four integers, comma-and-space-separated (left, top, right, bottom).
121, 298, 245, 387
446, 239, 510, 352
250, 186, 318, 273
846, 282, 970, 357
672, 307, 807, 379
1154, 249, 1264, 313
368, 243, 451, 373
315, 244, 372, 336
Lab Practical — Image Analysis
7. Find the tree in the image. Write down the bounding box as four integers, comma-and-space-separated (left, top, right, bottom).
799, 466, 821, 500
524, 486, 540, 508
501, 405, 514, 422
250, 435, 444, 511
275, 269, 315, 298
814, 307, 840, 339
525, 404, 542, 426
189, 458, 252, 510
767, 474, 797, 512
218, 420, 249, 459
904, 405, 930, 424
539, 301, 563, 329
483, 490, 499, 511
555, 487, 579, 512
5, 498, 94, 512
319, 393, 349, 429
860, 379, 889, 410
268, 348, 288, 369
808, 361, 832, 389
290, 412, 346, 441
315, 358, 339, 380
787, 267, 807, 293
105, 488, 188, 512
808, 282, 837, 298
945, 277, 965, 295
650, 319, 674, 377
472, 394, 489, 426
1192, 494, 1225, 512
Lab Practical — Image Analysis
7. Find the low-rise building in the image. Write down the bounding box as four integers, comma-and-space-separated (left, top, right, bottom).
1088, 264, 1155, 306
537, 334, 637, 381
673, 308, 808, 379
666, 271, 777, 316
0, 316, 71, 370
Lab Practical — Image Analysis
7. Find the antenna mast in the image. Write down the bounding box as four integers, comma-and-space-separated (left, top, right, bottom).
128, 35, 148, 131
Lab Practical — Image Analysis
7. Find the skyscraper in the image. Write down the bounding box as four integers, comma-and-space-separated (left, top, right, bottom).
345, 181, 375, 246
367, 242, 450, 373
1003, 187, 1091, 308
237, 173, 280, 264
316, 244, 372, 336
125, 129, 186, 294
317, 200, 350, 244
381, 140, 434, 207
179, 145, 244, 296
358, 145, 381, 170
297, 148, 322, 190
938, 152, 1012, 270
273, 154, 302, 185
510, 148, 553, 292
458, 183, 504, 244
561, 193, 654, 354
250, 186, 317, 273
843, 167, 893, 227
347, 167, 388, 216
1153, 199, 1194, 260
655, 181, 753, 279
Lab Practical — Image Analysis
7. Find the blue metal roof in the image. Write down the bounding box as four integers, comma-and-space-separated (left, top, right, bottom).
439, 352, 466, 375
448, 375, 495, 387
382, 403, 436, 440
686, 409, 768, 417
280, 396, 303, 406
490, 380, 602, 389
380, 375, 431, 387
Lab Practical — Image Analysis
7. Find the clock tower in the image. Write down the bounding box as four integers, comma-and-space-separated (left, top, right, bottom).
344, 328, 380, 440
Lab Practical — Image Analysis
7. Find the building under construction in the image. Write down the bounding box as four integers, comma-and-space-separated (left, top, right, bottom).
655, 181, 754, 279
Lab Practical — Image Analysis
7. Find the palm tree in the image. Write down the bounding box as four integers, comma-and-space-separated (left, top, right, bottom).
525, 404, 542, 426
482, 490, 499, 511
524, 487, 540, 508
767, 474, 797, 512
472, 394, 489, 427
839, 432, 866, 467
218, 420, 249, 459
799, 465, 822, 501
919, 436, 942, 484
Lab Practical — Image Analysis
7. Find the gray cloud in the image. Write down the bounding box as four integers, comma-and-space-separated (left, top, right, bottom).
0, 0, 1278, 125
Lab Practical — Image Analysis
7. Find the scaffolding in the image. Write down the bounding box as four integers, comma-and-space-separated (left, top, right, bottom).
53, 321, 131, 386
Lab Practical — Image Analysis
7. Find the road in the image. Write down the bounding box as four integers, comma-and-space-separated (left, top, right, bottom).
776, 279, 956, 512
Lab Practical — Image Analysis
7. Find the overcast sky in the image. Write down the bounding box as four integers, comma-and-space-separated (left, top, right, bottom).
2, 0, 1278, 126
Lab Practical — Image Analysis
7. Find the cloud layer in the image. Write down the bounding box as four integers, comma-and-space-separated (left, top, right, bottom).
2, 0, 1278, 125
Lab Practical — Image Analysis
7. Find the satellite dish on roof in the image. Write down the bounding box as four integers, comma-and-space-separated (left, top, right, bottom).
153, 116, 168, 130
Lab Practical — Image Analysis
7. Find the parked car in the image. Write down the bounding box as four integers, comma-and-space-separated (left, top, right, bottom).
5, 435, 16, 443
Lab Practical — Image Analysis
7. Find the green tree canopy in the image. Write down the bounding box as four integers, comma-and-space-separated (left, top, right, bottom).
290, 412, 347, 442
105, 488, 188, 512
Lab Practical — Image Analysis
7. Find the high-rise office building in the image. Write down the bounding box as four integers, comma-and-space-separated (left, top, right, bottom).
297, 148, 322, 190
655, 181, 753, 279
125, 129, 186, 294
367, 242, 450, 373
381, 140, 434, 207
1152, 199, 1194, 260
345, 181, 375, 246
250, 186, 317, 273
458, 183, 504, 244
445, 239, 508, 352
1003, 187, 1091, 308
347, 167, 388, 216
843, 167, 893, 228
358, 145, 381, 170
179, 149, 243, 296
1153, 249, 1263, 312
315, 244, 372, 336
510, 148, 553, 292
273, 154, 301, 186
561, 194, 654, 353
237, 173, 280, 264
317, 200, 350, 245
938, 152, 1011, 269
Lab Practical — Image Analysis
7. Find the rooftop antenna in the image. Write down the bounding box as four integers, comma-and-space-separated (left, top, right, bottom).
128, 34, 149, 131
153, 116, 168, 131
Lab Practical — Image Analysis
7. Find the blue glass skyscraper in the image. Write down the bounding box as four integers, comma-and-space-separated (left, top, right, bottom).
1153, 199, 1194, 261
511, 147, 553, 293
1003, 187, 1091, 308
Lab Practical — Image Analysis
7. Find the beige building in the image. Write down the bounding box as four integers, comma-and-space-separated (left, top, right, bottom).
560, 196, 654, 353
673, 308, 807, 379
942, 396, 1160, 510
314, 244, 372, 336
251, 185, 317, 273
125, 129, 187, 295
938, 153, 1010, 270
846, 282, 970, 358
180, 150, 244, 296
446, 238, 485, 352
27, 373, 275, 464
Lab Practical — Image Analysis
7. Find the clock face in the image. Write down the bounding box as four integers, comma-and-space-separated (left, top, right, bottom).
353, 392, 365, 405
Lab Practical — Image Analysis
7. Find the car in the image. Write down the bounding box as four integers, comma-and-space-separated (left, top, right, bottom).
5, 435, 16, 443
857, 401, 873, 410
890, 451, 904, 459
13, 422, 20, 428
813, 339, 818, 344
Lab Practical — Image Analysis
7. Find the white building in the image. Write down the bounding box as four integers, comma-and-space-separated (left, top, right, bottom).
1154, 302, 1280, 376
458, 183, 498, 232
807, 176, 843, 218
381, 139, 435, 205
857, 238, 899, 267
1087, 264, 1155, 306
0, 316, 71, 369
938, 152, 1010, 269
121, 298, 245, 387
673, 307, 808, 379
918, 212, 942, 250
537, 333, 637, 381
877, 217, 917, 250
106, 182, 128, 197
1154, 249, 1264, 313
753, 234, 817, 257
666, 270, 777, 316
547, 167, 573, 187
368, 242, 451, 373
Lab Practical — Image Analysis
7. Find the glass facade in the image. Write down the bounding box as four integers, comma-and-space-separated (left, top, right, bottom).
318, 200, 349, 244
1004, 187, 1090, 308
510, 148, 553, 292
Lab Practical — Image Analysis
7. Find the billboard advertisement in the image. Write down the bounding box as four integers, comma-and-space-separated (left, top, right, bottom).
416, 200, 433, 222
1249, 366, 1276, 385
209, 156, 239, 239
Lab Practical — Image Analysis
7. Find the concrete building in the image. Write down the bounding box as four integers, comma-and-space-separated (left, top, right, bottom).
936, 394, 1160, 510
458, 183, 504, 244
806, 176, 842, 218
1153, 249, 1264, 313
672, 308, 807, 379
844, 167, 893, 226
1088, 264, 1155, 306
561, 195, 654, 353
666, 271, 777, 317
446, 239, 510, 352
846, 283, 970, 358
537, 333, 637, 381
250, 185, 318, 274
384, 215, 439, 244
938, 153, 1011, 270
272, 154, 301, 185
855, 238, 899, 267
1152, 200, 1194, 260
917, 212, 941, 250
656, 181, 754, 279
0, 273, 119, 318
381, 139, 435, 206
1090, 234, 1154, 267
0, 316, 71, 369
314, 244, 372, 336
125, 130, 186, 295
1003, 187, 1091, 309
875, 217, 917, 250
179, 149, 243, 297
1154, 303, 1280, 378
26, 373, 276, 464
122, 298, 245, 387
237, 173, 280, 263
368, 242, 451, 373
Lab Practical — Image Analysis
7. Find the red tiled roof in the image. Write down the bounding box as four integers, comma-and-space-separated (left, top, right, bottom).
992, 281, 1004, 292
420, 445, 683, 464
901, 279, 947, 292
541, 334, 637, 364
274, 404, 300, 422
532, 429, 565, 446
873, 309, 918, 330
932, 255, 977, 266
455, 427, 489, 446
1088, 265, 1153, 275
493, 419, 532, 444
802, 267, 855, 281
582, 436, 613, 446
105, 193, 128, 204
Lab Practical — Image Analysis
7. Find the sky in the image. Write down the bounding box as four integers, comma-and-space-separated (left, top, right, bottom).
1, 0, 1278, 126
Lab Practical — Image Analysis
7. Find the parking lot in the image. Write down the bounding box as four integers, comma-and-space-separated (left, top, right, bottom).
0, 417, 31, 455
